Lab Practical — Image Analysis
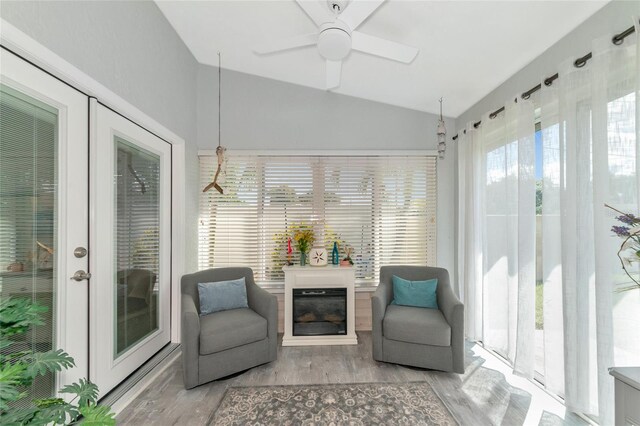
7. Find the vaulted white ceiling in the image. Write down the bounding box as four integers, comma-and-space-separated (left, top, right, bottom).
156, 0, 608, 117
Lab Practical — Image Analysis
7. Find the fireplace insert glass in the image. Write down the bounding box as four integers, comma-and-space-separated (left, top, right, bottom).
292, 288, 347, 336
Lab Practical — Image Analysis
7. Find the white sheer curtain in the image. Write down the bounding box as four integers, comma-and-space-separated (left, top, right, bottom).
459, 18, 639, 424
458, 124, 483, 342
457, 99, 537, 376
540, 26, 639, 424
481, 99, 537, 377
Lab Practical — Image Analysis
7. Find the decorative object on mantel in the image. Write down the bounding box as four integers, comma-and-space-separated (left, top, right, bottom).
437, 97, 446, 159
332, 241, 339, 265
341, 246, 354, 266
294, 228, 315, 266
606, 204, 640, 291
203, 52, 227, 194
286, 237, 293, 266
310, 246, 328, 266
211, 382, 457, 426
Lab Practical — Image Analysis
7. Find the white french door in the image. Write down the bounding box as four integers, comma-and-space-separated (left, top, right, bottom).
90, 101, 171, 396
0, 48, 89, 395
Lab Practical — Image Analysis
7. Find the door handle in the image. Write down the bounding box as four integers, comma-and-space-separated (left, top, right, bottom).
70, 270, 91, 281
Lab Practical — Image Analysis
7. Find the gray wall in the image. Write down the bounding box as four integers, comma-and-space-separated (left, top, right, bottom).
456, 0, 640, 126
198, 65, 457, 277
0, 0, 201, 271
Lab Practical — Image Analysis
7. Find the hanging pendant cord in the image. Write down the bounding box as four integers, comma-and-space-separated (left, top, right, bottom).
203, 52, 225, 194
218, 51, 221, 148
452, 19, 638, 141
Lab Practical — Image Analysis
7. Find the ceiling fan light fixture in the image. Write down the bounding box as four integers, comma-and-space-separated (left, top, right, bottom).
317, 22, 352, 61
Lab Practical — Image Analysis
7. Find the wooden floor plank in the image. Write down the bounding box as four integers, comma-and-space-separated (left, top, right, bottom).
117, 333, 587, 426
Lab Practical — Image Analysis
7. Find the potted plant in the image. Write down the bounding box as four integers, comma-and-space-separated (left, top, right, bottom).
0, 297, 115, 425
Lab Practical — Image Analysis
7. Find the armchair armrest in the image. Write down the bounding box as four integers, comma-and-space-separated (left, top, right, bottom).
371, 281, 393, 361
246, 284, 278, 335
246, 283, 278, 361
438, 283, 465, 373
181, 294, 200, 389
371, 281, 392, 318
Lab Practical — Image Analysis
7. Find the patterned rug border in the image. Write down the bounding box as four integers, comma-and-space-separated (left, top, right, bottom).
209, 380, 460, 425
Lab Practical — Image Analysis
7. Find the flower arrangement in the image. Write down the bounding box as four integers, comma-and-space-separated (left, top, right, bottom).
606, 204, 640, 291
293, 229, 315, 255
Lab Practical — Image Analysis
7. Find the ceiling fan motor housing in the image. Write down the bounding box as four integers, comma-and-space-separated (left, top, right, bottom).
317, 21, 352, 61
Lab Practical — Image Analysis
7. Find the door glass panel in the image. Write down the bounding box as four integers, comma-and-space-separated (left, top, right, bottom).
114, 137, 161, 357
0, 84, 58, 400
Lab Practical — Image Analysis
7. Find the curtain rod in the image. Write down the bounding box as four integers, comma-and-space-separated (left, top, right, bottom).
452, 21, 637, 141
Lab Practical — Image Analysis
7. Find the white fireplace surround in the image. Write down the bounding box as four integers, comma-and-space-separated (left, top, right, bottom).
282, 265, 357, 346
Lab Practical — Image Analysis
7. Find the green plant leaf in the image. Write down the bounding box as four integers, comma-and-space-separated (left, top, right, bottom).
0, 297, 47, 338
25, 349, 75, 378
0, 384, 24, 412
32, 398, 80, 425
60, 378, 99, 407
0, 362, 29, 409
0, 337, 13, 352
0, 406, 38, 425
78, 404, 116, 425
34, 397, 66, 408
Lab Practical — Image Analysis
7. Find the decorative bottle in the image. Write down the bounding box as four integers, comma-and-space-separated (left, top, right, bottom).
332, 242, 339, 265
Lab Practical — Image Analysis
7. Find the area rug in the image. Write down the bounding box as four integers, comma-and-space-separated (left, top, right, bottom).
210, 382, 458, 425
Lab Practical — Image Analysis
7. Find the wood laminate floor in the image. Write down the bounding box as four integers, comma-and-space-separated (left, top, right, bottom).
117, 333, 587, 426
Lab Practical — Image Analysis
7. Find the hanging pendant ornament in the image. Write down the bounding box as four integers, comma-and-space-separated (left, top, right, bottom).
437, 97, 446, 160
203, 51, 227, 194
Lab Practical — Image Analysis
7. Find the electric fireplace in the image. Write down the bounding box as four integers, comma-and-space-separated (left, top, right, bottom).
292, 288, 347, 336
282, 265, 357, 346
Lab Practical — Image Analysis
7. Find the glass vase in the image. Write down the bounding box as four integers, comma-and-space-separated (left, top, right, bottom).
300, 252, 307, 266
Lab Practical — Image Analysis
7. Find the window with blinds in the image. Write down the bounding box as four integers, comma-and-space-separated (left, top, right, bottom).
0, 83, 58, 403
199, 155, 437, 285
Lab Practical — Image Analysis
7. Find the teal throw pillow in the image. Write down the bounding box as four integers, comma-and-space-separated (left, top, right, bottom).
198, 277, 248, 316
391, 275, 438, 309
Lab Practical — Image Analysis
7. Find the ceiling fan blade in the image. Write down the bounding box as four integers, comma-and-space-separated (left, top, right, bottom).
351, 31, 418, 63
339, 0, 385, 31
295, 0, 332, 27
254, 33, 318, 54
326, 60, 342, 90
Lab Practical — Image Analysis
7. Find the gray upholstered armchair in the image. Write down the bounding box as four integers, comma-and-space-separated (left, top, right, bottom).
181, 267, 278, 389
371, 266, 464, 373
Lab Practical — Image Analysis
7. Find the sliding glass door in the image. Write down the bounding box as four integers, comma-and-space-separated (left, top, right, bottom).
0, 48, 90, 398
90, 102, 171, 396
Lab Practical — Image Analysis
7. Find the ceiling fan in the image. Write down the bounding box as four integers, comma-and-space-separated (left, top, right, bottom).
254, 0, 419, 90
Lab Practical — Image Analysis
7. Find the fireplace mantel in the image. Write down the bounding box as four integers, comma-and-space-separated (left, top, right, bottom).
282, 265, 357, 346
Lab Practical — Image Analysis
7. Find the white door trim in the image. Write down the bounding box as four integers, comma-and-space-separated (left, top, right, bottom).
90, 101, 172, 395
1, 19, 186, 344
0, 48, 89, 393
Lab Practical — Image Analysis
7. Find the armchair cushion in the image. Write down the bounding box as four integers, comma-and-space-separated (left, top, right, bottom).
198, 277, 248, 315
391, 276, 438, 309
383, 305, 451, 347
199, 308, 267, 355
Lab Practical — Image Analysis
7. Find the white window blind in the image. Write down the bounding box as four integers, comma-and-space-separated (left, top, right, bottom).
199, 155, 437, 285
